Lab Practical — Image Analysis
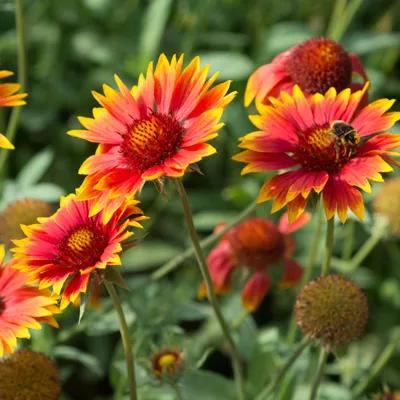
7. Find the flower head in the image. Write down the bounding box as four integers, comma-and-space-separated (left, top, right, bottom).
0, 349, 60, 400
11, 194, 146, 309
69, 54, 236, 219
0, 198, 53, 246
234, 84, 400, 223
151, 348, 184, 381
0, 245, 58, 357
0, 70, 27, 150
373, 177, 400, 235
245, 37, 367, 107
200, 213, 309, 312
295, 274, 368, 350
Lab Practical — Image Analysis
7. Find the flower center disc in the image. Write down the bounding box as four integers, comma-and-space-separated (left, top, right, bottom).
286, 38, 352, 94
230, 220, 285, 270
296, 125, 355, 172
57, 226, 108, 270
121, 112, 185, 172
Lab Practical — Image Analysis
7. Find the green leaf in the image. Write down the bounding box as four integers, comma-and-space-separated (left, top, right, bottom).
17, 149, 54, 187
198, 52, 254, 80
138, 0, 172, 65
21, 183, 65, 201
72, 30, 112, 64
193, 211, 238, 231
182, 370, 236, 400
78, 291, 89, 324
53, 345, 102, 376
87, 304, 136, 336
258, 22, 312, 60
122, 241, 180, 271
345, 32, 400, 55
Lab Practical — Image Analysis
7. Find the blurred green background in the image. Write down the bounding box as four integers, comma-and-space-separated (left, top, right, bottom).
0, 0, 400, 399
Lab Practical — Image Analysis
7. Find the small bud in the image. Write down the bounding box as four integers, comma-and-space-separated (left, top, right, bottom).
151, 348, 184, 382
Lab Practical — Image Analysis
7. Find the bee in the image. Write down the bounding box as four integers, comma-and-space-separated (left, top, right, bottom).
330, 120, 360, 160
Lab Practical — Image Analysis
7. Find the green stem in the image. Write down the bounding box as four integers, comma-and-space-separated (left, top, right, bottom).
255, 336, 311, 400
341, 219, 355, 260
0, 0, 27, 175
327, 0, 363, 42
308, 217, 335, 399
104, 281, 137, 400
309, 349, 328, 400
175, 178, 245, 400
287, 205, 323, 343
348, 220, 387, 271
151, 200, 257, 280
331, 218, 388, 273
327, 0, 347, 40
321, 218, 335, 276
172, 382, 184, 400
352, 335, 400, 397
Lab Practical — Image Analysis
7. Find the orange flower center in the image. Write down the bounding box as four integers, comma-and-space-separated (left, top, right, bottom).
286, 38, 352, 94
295, 124, 357, 172
121, 112, 184, 172
229, 219, 286, 270
56, 225, 108, 270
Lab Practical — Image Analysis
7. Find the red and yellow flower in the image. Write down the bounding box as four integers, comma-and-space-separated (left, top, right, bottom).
0, 70, 27, 150
199, 213, 309, 312
245, 38, 367, 107
69, 54, 236, 219
11, 194, 146, 309
0, 245, 58, 357
234, 83, 400, 223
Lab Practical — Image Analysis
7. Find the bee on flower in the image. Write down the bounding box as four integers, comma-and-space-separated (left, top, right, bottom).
199, 213, 310, 312
234, 83, 400, 223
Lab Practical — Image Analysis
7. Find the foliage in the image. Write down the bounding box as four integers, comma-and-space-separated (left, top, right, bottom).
0, 0, 399, 399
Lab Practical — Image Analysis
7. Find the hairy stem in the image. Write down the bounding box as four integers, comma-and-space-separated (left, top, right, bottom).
287, 205, 323, 343
175, 178, 245, 400
341, 219, 355, 260
104, 281, 137, 400
327, 0, 363, 42
321, 218, 335, 276
309, 349, 328, 400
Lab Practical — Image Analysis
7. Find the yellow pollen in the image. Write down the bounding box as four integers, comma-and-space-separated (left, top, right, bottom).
128, 115, 161, 153
67, 228, 95, 252
158, 353, 176, 368
306, 127, 332, 150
